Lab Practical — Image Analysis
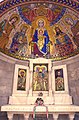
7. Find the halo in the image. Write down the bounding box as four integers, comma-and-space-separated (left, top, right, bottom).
19, 69, 26, 77
34, 65, 47, 72
36, 18, 46, 26
9, 14, 20, 24
20, 24, 29, 31
34, 65, 40, 72
63, 14, 73, 25
53, 24, 61, 34
41, 65, 47, 72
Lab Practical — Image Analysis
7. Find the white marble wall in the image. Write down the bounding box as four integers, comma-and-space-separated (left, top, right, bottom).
0, 59, 14, 105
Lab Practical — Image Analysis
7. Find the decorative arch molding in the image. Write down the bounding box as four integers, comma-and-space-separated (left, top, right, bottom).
0, 0, 79, 17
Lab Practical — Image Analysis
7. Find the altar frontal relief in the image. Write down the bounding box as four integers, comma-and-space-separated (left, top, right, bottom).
33, 64, 48, 91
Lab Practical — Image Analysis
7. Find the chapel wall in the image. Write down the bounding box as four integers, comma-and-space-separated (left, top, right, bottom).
0, 54, 29, 120
0, 59, 14, 106
0, 53, 79, 119
0, 53, 29, 106
0, 59, 14, 120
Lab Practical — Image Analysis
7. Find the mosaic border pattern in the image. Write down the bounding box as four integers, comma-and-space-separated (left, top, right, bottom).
0, 47, 79, 61
0, 0, 79, 16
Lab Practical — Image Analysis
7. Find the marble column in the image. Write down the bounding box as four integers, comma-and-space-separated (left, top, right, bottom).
53, 113, 59, 120
28, 70, 33, 96
7, 113, 13, 120
49, 70, 52, 97
69, 113, 75, 120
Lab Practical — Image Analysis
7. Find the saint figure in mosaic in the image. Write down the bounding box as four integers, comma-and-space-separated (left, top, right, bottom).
33, 64, 48, 91
0, 14, 19, 49
10, 25, 29, 57
65, 17, 79, 48
55, 69, 64, 91
54, 27, 74, 56
17, 69, 26, 91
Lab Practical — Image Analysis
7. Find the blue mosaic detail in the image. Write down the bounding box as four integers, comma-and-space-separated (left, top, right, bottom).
18, 5, 66, 26
18, 6, 32, 25
50, 7, 66, 26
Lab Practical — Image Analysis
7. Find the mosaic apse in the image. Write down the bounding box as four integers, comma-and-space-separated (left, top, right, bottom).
0, 1, 79, 61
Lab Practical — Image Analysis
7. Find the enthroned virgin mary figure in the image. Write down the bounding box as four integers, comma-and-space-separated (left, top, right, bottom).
32, 19, 50, 56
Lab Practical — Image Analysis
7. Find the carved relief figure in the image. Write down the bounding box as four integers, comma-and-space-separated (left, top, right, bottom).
0, 14, 19, 49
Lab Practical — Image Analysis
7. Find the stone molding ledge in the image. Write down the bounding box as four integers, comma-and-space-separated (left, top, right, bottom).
1, 105, 79, 112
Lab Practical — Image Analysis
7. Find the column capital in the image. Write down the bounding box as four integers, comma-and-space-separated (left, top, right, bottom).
69, 113, 75, 120
53, 113, 59, 120
24, 113, 29, 120
7, 113, 13, 120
